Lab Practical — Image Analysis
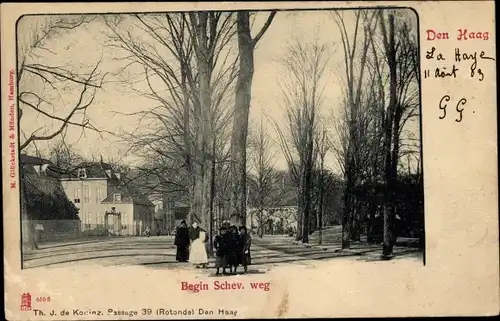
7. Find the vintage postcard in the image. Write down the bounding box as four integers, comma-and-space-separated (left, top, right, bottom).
2, 1, 498, 319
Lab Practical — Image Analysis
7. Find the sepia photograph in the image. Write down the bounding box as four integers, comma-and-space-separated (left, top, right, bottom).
3, 1, 499, 319
17, 7, 424, 272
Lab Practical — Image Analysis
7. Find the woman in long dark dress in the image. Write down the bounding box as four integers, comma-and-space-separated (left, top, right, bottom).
239, 226, 252, 273
227, 225, 241, 274
174, 220, 190, 262
214, 226, 229, 275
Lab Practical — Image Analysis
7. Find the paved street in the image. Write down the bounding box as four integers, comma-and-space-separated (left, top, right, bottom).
22, 235, 423, 270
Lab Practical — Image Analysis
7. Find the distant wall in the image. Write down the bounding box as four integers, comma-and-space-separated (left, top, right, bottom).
247, 207, 298, 234
22, 219, 81, 244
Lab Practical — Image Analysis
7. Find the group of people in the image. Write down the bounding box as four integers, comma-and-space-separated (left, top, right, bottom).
174, 220, 252, 275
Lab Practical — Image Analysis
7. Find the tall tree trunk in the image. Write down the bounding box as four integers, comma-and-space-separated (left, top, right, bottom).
350, 198, 361, 241
341, 190, 351, 249
192, 12, 213, 228
20, 168, 33, 254
367, 190, 377, 243
208, 139, 216, 256
382, 13, 397, 258
352, 197, 363, 241
258, 208, 264, 238
390, 105, 403, 240
301, 169, 309, 242
191, 165, 203, 224
342, 158, 353, 249
229, 12, 254, 226
302, 141, 314, 243
296, 184, 304, 241
199, 69, 213, 230
317, 167, 325, 245
230, 11, 276, 227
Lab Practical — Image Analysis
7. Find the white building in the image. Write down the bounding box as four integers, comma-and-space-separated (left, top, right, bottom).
60, 161, 154, 236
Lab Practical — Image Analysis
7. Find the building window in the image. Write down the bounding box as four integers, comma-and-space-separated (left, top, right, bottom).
113, 193, 121, 202
96, 213, 101, 227
96, 187, 103, 203
77, 168, 87, 178
74, 188, 81, 203
85, 212, 92, 230
83, 187, 90, 203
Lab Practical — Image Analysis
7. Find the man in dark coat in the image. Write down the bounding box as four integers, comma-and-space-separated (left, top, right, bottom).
174, 220, 190, 262
214, 226, 229, 275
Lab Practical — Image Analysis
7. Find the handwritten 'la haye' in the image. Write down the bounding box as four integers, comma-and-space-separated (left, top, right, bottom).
424, 47, 495, 81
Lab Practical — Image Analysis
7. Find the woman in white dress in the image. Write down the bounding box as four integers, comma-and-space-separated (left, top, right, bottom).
189, 230, 209, 268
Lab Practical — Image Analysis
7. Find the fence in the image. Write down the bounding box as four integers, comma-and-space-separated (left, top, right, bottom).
80, 217, 150, 237
22, 219, 81, 244
22, 217, 156, 248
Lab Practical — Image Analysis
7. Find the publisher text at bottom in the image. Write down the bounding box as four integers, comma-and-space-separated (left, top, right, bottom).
157, 308, 238, 317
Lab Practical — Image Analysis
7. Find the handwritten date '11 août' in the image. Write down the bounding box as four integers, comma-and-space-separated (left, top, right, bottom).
439, 95, 468, 123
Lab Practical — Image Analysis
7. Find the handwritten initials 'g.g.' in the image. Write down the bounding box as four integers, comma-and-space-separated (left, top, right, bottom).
438, 95, 467, 123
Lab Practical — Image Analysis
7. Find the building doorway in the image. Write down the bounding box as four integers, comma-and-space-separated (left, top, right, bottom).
105, 207, 121, 236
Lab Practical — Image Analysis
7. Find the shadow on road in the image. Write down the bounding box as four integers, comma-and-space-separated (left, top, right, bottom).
208, 270, 267, 277
22, 235, 423, 270
23, 245, 176, 262
23, 252, 177, 269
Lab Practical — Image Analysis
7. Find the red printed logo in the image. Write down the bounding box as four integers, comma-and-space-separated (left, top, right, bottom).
20, 293, 32, 311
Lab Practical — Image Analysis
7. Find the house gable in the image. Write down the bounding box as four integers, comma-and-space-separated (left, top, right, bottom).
101, 184, 154, 207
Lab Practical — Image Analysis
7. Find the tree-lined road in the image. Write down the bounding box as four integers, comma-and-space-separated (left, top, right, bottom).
22, 236, 422, 270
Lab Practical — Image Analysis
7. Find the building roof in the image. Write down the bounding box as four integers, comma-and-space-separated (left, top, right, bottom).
60, 161, 120, 180
21, 154, 52, 165
21, 154, 61, 179
101, 184, 154, 207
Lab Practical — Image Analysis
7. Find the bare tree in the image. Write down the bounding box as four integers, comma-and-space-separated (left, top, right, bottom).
373, 10, 419, 257
105, 12, 238, 228
329, 10, 378, 249
46, 139, 85, 174
17, 16, 107, 151
313, 123, 330, 245
247, 116, 278, 237
272, 37, 330, 243
229, 11, 277, 226
17, 16, 107, 250
330, 9, 419, 254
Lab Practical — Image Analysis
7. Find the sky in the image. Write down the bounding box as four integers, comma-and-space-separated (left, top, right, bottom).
17, 9, 419, 175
